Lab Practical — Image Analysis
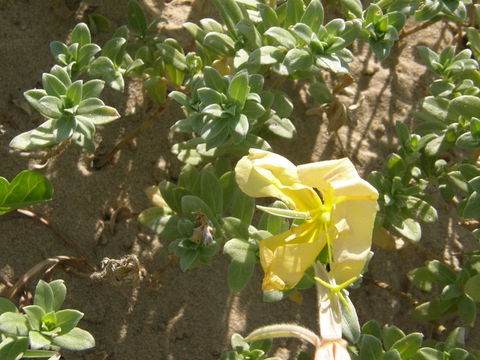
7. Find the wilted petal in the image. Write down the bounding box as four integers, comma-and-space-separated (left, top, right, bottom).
260, 222, 324, 291
235, 149, 321, 211
314, 264, 342, 340
314, 340, 351, 360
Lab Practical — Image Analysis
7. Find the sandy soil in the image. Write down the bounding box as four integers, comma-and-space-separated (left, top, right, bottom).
0, 1, 479, 359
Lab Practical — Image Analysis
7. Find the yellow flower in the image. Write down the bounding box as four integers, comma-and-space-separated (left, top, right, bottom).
235, 149, 378, 291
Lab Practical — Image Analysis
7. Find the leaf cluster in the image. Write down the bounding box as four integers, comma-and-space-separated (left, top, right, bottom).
351, 321, 479, 360
0, 280, 94, 360
409, 258, 480, 326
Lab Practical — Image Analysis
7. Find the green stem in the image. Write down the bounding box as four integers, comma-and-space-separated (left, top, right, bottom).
23, 350, 59, 358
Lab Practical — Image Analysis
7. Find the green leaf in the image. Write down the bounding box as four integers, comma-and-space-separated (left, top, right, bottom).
222, 217, 250, 239
341, 295, 361, 344
55, 309, 84, 335
362, 320, 382, 339
227, 261, 256, 293
139, 210, 181, 241
464, 273, 480, 302
42, 73, 67, 97
258, 4, 279, 29
198, 88, 223, 105
0, 337, 28, 360
144, 76, 167, 105
408, 267, 436, 292
390, 333, 423, 358
390, 217, 421, 242
236, 19, 262, 49
382, 325, 405, 350
404, 196, 438, 223
77, 99, 120, 125
450, 95, 480, 119
224, 238, 257, 293
426, 260, 456, 285
128, 0, 148, 34
82, 79, 105, 99
34, 280, 55, 313
228, 71, 250, 108
77, 43, 101, 68
38, 96, 63, 118
66, 80, 83, 106
231, 189, 255, 224
301, 0, 324, 32
463, 192, 480, 219
0, 312, 29, 336
210, 0, 243, 36
414, 348, 445, 360
340, 0, 362, 18
52, 327, 95, 351
23, 305, 46, 331
360, 334, 383, 360
266, 116, 296, 139
71, 23, 91, 47
230, 114, 249, 140
200, 168, 223, 214
29, 331, 52, 350
285, 0, 304, 27
264, 27, 297, 49
50, 41, 69, 64
179, 249, 199, 271
203, 32, 236, 55
440, 284, 462, 300
382, 350, 401, 360
283, 48, 313, 74
0, 170, 53, 215
102, 37, 127, 65
412, 299, 455, 321
203, 66, 228, 93
248, 46, 283, 66
0, 298, 18, 315
158, 43, 188, 71
9, 120, 59, 150
387, 154, 406, 178
444, 327, 465, 350
458, 295, 476, 326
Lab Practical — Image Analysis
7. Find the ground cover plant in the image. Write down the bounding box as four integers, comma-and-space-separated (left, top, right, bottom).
0, 0, 479, 359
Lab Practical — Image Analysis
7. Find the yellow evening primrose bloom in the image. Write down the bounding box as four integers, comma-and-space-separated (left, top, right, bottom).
235, 149, 379, 291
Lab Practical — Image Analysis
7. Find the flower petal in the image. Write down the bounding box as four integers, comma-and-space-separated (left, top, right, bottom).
297, 158, 378, 283
297, 158, 378, 202
260, 222, 324, 291
315, 340, 351, 360
314, 264, 342, 340
329, 198, 377, 283
235, 149, 321, 211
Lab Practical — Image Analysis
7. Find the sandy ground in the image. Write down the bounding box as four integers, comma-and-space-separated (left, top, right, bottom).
0, 1, 479, 359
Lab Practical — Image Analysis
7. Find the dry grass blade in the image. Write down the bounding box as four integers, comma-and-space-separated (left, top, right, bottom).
7, 256, 85, 300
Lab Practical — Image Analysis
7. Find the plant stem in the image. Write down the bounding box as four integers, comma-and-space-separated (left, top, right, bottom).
363, 276, 419, 307
93, 97, 174, 169
400, 21, 435, 40
456, 22, 464, 49
16, 209, 95, 268
7, 256, 86, 300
